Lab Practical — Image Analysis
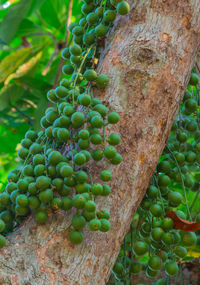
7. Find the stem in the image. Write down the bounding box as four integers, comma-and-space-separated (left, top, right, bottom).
189, 190, 200, 215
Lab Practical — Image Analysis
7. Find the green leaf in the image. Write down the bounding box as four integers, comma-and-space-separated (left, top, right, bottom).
16, 19, 42, 37
5, 51, 43, 85
39, 0, 61, 29
0, 47, 33, 83
27, 0, 47, 15
0, 0, 33, 44
0, 84, 24, 111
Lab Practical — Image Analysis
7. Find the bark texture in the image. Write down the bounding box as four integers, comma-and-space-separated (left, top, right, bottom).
1, 1, 200, 284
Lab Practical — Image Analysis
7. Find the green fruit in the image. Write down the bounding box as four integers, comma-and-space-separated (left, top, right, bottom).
21, 138, 32, 149
107, 134, 121, 145
60, 165, 73, 177
48, 151, 63, 165
0, 192, 10, 206
30, 143, 42, 155
130, 261, 142, 274
15, 205, 29, 216
150, 204, 163, 217
162, 232, 174, 245
91, 149, 104, 161
102, 184, 111, 196
85, 201, 96, 212
36, 176, 51, 190
6, 182, 17, 194
96, 209, 110, 220
104, 146, 117, 159
168, 191, 183, 206
78, 94, 91, 106
61, 197, 72, 210
158, 174, 170, 187
61, 47, 70, 59
0, 219, 5, 232
75, 171, 88, 183
69, 230, 83, 244
151, 227, 164, 242
72, 194, 86, 209
113, 262, 124, 275
148, 256, 161, 270
181, 231, 197, 247
34, 164, 45, 177
110, 153, 122, 164
99, 219, 111, 232
74, 153, 86, 165
25, 130, 37, 141
147, 185, 158, 199
91, 184, 103, 195
83, 31, 96, 46
70, 44, 82, 56
71, 112, 85, 128
17, 179, 29, 193
33, 154, 45, 165
55, 86, 68, 99
63, 104, 75, 116
146, 266, 158, 278
72, 215, 86, 230
0, 235, 6, 248
176, 131, 188, 143
72, 25, 83, 36
16, 194, 29, 207
133, 241, 148, 256
94, 104, 108, 117
185, 98, 197, 113
62, 64, 74, 75
104, 10, 116, 22
96, 74, 109, 88
50, 198, 62, 210
39, 189, 53, 203
18, 148, 29, 160
95, 24, 108, 37
35, 211, 48, 224
161, 217, 174, 231
91, 116, 104, 128
89, 218, 101, 231
0, 210, 13, 224
100, 170, 112, 181
29, 196, 40, 210
60, 79, 70, 90
86, 12, 98, 25
174, 246, 187, 258
165, 261, 178, 276
117, 1, 130, 15
90, 134, 102, 144
189, 73, 199, 85
47, 89, 58, 103
108, 112, 120, 124
78, 139, 90, 149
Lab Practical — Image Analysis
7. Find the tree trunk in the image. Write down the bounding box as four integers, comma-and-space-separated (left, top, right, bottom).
1, 1, 200, 284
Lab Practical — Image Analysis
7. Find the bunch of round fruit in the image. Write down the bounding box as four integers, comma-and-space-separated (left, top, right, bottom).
0, 0, 131, 248
108, 70, 200, 284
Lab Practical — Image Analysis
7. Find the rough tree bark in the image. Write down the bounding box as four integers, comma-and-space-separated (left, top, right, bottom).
1, 1, 200, 284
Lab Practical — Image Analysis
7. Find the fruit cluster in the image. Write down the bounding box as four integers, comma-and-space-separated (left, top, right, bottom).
109, 71, 200, 284
0, 0, 130, 247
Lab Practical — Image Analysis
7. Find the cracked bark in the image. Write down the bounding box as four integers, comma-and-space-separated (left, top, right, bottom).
1, 1, 200, 284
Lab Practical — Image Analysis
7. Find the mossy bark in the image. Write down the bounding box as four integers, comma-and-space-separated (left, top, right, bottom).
0, 1, 200, 284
